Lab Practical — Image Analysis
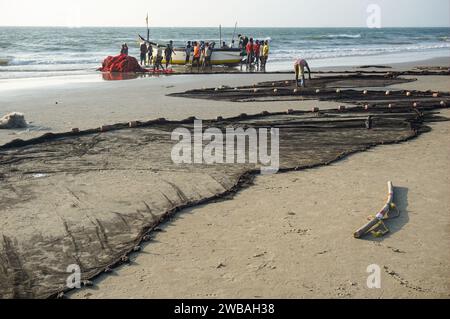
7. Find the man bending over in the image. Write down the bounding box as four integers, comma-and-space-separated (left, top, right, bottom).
294, 58, 311, 88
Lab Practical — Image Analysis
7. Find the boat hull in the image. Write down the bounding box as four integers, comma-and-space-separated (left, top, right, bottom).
152, 48, 242, 66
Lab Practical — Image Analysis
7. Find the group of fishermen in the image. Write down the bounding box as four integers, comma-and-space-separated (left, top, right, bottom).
135, 40, 218, 71
126, 35, 310, 87
184, 41, 217, 71
133, 35, 272, 73
237, 34, 270, 71
137, 40, 175, 71
237, 34, 311, 87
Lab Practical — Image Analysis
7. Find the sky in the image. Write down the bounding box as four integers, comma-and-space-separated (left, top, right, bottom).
0, 0, 449, 28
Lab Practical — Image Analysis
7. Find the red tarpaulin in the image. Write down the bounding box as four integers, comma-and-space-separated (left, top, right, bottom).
98, 54, 148, 73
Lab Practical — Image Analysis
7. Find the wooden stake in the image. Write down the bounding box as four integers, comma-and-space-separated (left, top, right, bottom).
354, 181, 395, 239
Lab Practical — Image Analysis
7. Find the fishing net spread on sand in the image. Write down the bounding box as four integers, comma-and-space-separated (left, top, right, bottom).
169, 74, 419, 102
0, 74, 449, 299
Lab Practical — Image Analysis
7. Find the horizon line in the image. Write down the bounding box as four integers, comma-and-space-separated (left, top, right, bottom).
1, 25, 449, 28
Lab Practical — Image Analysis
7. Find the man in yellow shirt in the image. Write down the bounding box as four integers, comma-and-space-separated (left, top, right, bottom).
261, 40, 270, 71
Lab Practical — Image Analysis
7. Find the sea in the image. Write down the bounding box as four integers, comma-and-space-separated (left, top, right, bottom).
0, 27, 449, 79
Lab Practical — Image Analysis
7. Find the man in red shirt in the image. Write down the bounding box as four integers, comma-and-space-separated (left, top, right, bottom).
253, 40, 261, 69
246, 38, 254, 68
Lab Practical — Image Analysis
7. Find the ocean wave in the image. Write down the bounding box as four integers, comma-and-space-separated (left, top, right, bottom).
327, 34, 362, 39
268, 42, 450, 62
306, 34, 362, 40
6, 55, 109, 66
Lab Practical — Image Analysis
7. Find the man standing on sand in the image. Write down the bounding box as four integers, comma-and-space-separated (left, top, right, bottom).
154, 45, 165, 71
165, 40, 175, 69
246, 38, 254, 68
140, 42, 148, 66
261, 40, 270, 71
185, 41, 192, 64
191, 41, 201, 72
147, 42, 153, 65
294, 58, 311, 87
238, 34, 249, 63
202, 42, 213, 71
254, 40, 261, 69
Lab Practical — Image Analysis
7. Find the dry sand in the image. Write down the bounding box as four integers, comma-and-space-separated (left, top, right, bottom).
69, 73, 450, 299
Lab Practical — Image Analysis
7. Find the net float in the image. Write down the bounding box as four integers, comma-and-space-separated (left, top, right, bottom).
363, 90, 368, 95
364, 104, 370, 110
385, 90, 391, 95
273, 88, 278, 93
287, 109, 294, 114
336, 89, 341, 93
315, 89, 320, 94
406, 91, 411, 96
338, 105, 346, 111
101, 125, 113, 132
293, 88, 298, 93
253, 88, 259, 93
433, 92, 440, 97
312, 107, 320, 112
440, 101, 446, 106
129, 121, 138, 128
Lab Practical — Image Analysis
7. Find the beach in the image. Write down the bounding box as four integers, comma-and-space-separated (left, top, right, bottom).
63, 65, 449, 299
0, 55, 449, 299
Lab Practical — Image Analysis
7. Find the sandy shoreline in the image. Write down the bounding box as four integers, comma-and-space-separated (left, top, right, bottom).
0, 57, 449, 299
